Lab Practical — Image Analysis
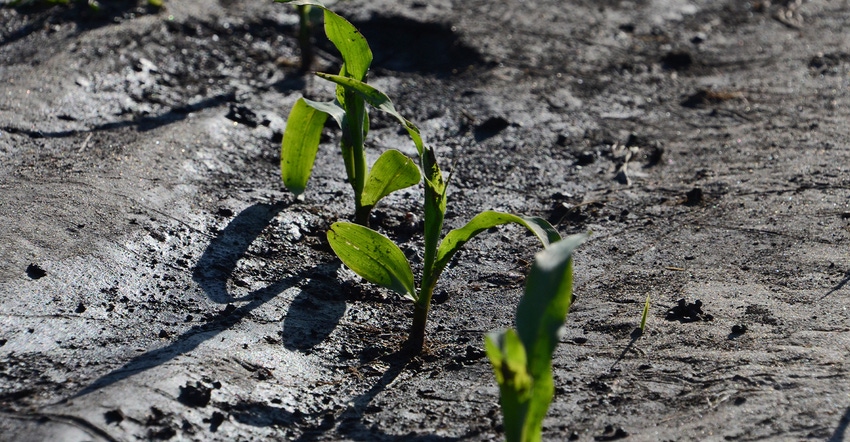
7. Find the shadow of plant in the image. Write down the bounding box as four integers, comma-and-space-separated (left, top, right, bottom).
73, 202, 345, 397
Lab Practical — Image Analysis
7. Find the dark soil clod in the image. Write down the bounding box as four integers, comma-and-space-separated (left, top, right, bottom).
660, 51, 693, 71
665, 298, 713, 323
208, 411, 225, 432
225, 104, 259, 128
26, 263, 47, 279
473, 116, 510, 141
595, 425, 629, 441
104, 409, 124, 425
575, 151, 597, 166
684, 187, 704, 206
731, 324, 748, 335
178, 381, 212, 408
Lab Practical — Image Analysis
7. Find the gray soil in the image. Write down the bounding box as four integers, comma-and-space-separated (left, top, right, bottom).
1, 0, 850, 440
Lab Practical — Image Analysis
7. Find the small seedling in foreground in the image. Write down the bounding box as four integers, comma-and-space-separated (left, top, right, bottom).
318, 75, 563, 353
276, 0, 420, 225
485, 234, 588, 442
640, 293, 650, 332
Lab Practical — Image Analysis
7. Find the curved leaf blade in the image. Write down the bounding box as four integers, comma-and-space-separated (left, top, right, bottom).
315, 73, 424, 156
281, 98, 330, 195
431, 211, 562, 284
322, 9, 371, 81
485, 329, 532, 442
516, 233, 588, 379
303, 98, 344, 129
361, 149, 421, 209
275, 0, 371, 81
327, 222, 416, 301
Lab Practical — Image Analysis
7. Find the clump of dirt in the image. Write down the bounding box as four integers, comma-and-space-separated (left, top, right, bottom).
665, 298, 713, 323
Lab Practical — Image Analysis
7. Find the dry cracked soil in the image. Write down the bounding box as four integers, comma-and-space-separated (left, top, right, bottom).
1, 0, 850, 440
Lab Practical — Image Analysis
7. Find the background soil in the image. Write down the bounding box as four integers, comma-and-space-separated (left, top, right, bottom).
1, 0, 850, 440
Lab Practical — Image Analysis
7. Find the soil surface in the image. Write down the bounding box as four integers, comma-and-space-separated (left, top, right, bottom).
2, 0, 850, 440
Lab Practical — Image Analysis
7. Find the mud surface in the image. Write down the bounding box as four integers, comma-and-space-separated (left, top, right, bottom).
2, 0, 850, 440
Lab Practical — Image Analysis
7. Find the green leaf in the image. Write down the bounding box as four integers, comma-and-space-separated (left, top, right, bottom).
361, 150, 421, 209
516, 233, 588, 379
275, 1, 371, 80
322, 9, 371, 81
430, 212, 562, 287
281, 98, 329, 195
327, 222, 416, 301
302, 98, 344, 129
485, 330, 533, 442
315, 73, 424, 156
640, 293, 651, 332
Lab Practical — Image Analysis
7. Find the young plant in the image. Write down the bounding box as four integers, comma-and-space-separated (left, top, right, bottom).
276, 0, 420, 225
317, 75, 563, 353
640, 293, 651, 332
485, 233, 588, 442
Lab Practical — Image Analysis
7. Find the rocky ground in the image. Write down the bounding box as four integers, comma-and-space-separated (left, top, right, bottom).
1, 0, 850, 440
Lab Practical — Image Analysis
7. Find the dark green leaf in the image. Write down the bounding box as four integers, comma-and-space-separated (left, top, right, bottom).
361, 150, 421, 209
281, 98, 329, 195
485, 329, 533, 442
516, 233, 588, 379
327, 222, 416, 301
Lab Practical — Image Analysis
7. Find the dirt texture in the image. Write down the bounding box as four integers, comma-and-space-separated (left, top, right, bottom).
1, 0, 850, 440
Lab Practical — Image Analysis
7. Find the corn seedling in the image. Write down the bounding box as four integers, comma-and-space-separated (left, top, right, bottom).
276, 0, 421, 225
485, 233, 588, 442
316, 74, 563, 353
640, 293, 650, 332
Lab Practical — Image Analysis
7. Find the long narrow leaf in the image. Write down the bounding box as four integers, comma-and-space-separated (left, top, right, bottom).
327, 222, 416, 301
281, 98, 329, 195
361, 150, 421, 209
516, 233, 588, 379
322, 9, 371, 81
430, 212, 562, 287
276, 0, 372, 82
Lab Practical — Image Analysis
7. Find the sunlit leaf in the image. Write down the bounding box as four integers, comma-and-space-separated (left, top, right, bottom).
327, 222, 416, 301
281, 98, 329, 195
361, 150, 421, 209
322, 8, 371, 81
303, 98, 344, 128
430, 212, 562, 287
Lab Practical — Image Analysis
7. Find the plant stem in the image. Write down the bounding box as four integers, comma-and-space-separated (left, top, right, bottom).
354, 204, 371, 226
340, 88, 368, 224
408, 301, 429, 353
296, 5, 313, 73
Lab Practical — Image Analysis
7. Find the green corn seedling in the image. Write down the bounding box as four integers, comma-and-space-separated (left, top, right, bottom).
640, 293, 651, 332
485, 233, 588, 442
276, 0, 420, 225
317, 74, 563, 353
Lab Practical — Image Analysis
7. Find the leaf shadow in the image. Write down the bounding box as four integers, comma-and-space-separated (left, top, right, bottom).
819, 269, 850, 300
70, 201, 345, 398
292, 349, 465, 442
828, 403, 850, 442
281, 261, 346, 352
